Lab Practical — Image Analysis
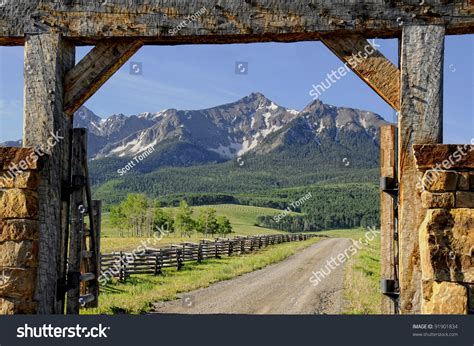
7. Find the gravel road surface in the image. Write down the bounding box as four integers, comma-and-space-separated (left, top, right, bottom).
152, 238, 353, 314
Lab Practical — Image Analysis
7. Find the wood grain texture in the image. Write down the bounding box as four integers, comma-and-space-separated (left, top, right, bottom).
380, 125, 397, 314
0, 1, 473, 45
85, 200, 101, 308
64, 40, 143, 114
23, 33, 75, 314
321, 34, 400, 110
66, 129, 87, 315
398, 24, 444, 314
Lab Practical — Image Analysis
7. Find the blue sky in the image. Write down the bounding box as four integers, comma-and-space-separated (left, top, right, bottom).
0, 35, 472, 143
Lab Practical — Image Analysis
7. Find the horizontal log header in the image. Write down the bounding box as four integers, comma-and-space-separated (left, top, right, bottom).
0, 1, 473, 45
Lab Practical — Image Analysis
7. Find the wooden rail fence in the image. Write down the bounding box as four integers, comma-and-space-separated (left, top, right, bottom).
101, 234, 321, 282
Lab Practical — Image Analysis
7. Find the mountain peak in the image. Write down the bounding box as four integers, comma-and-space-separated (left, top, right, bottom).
65, 94, 390, 162
245, 92, 268, 101
309, 98, 324, 106
76, 106, 102, 122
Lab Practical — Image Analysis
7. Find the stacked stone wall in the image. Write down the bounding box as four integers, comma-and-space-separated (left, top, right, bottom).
414, 144, 474, 314
0, 147, 40, 314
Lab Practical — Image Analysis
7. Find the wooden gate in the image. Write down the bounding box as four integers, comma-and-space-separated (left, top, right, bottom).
380, 125, 399, 314
57, 128, 101, 314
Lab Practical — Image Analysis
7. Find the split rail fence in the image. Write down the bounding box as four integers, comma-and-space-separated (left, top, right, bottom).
101, 233, 321, 282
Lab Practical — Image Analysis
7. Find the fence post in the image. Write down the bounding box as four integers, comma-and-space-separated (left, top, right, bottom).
198, 244, 203, 263
176, 248, 183, 270
119, 251, 124, 282
154, 253, 162, 275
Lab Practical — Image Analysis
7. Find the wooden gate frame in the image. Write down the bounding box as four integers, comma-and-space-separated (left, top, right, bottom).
0, 1, 473, 314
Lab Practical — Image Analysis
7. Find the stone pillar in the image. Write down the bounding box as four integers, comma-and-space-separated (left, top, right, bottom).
414, 144, 474, 314
0, 148, 40, 314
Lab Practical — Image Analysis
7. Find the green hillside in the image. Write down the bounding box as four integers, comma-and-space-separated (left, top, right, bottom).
91, 144, 380, 233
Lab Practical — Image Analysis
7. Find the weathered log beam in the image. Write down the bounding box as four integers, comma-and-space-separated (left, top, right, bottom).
0, 1, 473, 45
321, 34, 400, 110
64, 39, 143, 115
23, 33, 75, 314
398, 24, 444, 314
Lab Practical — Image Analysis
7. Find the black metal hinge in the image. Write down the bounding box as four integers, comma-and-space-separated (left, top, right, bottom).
380, 278, 400, 300
57, 271, 82, 300
380, 176, 399, 197
61, 175, 87, 201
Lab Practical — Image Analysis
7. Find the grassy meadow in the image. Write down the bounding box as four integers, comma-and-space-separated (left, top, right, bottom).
100, 204, 300, 252
85, 235, 323, 314
93, 204, 381, 315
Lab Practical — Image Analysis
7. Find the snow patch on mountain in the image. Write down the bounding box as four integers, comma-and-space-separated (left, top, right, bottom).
68, 93, 389, 161
209, 141, 242, 159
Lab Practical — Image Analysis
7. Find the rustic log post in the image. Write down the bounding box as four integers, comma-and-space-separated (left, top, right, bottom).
66, 129, 87, 314
23, 33, 75, 314
380, 125, 398, 314
398, 25, 444, 314
86, 200, 101, 308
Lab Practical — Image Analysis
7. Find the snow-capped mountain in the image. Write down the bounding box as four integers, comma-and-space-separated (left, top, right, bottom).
1, 92, 390, 174
72, 92, 389, 162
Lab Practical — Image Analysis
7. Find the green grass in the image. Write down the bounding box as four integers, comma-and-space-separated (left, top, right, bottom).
321, 228, 381, 314
95, 204, 381, 315
174, 204, 302, 236
100, 204, 298, 252
84, 236, 323, 314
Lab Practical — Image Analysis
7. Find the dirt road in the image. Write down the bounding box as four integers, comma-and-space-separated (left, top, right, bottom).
153, 238, 353, 314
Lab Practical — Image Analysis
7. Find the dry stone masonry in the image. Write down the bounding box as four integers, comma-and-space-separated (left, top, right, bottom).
0, 148, 40, 314
414, 144, 474, 314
